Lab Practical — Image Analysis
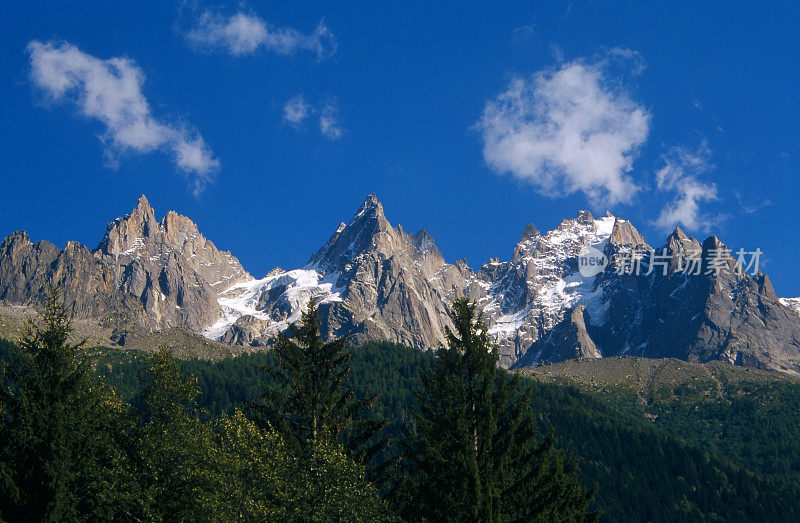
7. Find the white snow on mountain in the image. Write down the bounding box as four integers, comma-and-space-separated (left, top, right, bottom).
780, 297, 800, 316
204, 268, 344, 340
202, 208, 625, 356
484, 215, 616, 341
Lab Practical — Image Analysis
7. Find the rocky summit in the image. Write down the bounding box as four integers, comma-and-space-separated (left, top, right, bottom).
0, 195, 249, 342
3, 194, 800, 374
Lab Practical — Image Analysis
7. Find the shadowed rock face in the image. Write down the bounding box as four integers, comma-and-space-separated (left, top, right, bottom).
4, 194, 800, 374
248, 194, 476, 350
0, 195, 249, 335
523, 230, 800, 374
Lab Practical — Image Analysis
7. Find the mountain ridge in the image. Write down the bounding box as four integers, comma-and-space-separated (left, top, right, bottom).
3, 193, 800, 374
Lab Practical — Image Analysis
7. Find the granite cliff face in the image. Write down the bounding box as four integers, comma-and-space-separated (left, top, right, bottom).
200, 195, 800, 374
3, 194, 800, 374
205, 195, 474, 350
0, 195, 249, 339
519, 223, 800, 374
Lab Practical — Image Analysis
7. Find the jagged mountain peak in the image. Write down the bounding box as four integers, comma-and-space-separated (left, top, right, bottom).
97, 196, 158, 254
6, 193, 800, 375
554, 210, 603, 235
94, 195, 250, 292
97, 196, 214, 256
703, 234, 724, 249
662, 226, 700, 257
503, 210, 619, 267
757, 272, 778, 299
161, 210, 201, 249
521, 223, 540, 241
307, 197, 385, 272
608, 217, 647, 248
361, 192, 381, 211
1, 231, 32, 250
576, 209, 595, 224
136, 193, 154, 214
670, 226, 689, 241
308, 193, 444, 273
349, 193, 388, 230
411, 227, 439, 256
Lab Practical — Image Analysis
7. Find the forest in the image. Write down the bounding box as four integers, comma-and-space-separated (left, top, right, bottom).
2, 289, 800, 521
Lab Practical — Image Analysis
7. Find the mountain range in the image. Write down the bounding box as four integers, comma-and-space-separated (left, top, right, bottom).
3, 194, 800, 374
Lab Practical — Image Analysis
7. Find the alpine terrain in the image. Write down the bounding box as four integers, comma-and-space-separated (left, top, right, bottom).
3, 194, 800, 374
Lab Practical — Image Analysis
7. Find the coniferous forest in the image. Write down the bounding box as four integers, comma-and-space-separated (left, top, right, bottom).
2, 289, 800, 521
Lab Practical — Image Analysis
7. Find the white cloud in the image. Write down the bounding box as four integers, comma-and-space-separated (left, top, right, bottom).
607, 47, 646, 76
27, 40, 218, 194
477, 57, 650, 206
653, 142, 719, 232
733, 190, 771, 215
318, 101, 343, 140
283, 95, 344, 140
185, 10, 336, 59
283, 95, 311, 125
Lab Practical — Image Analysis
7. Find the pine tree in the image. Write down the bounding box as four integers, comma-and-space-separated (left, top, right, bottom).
394, 298, 597, 521
123, 346, 250, 520
0, 284, 126, 520
250, 300, 387, 465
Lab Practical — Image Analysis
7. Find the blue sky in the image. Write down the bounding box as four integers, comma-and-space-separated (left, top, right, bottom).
2, 2, 799, 294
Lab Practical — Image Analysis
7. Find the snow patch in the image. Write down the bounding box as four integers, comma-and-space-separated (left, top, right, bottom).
486, 215, 616, 339
203, 268, 344, 341
780, 297, 800, 316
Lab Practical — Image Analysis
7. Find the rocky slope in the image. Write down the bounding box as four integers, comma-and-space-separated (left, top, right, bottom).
3, 194, 800, 374
205, 195, 475, 350
0, 195, 249, 343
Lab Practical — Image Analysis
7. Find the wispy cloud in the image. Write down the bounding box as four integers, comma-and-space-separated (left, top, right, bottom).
27, 40, 218, 194
185, 9, 336, 59
653, 142, 719, 232
509, 23, 536, 46
733, 190, 771, 215
283, 95, 344, 140
318, 101, 343, 139
606, 47, 646, 76
476, 55, 650, 206
283, 94, 311, 125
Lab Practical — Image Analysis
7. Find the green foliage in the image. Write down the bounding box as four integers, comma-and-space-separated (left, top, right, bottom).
0, 295, 389, 521
0, 285, 130, 520
72, 338, 800, 520
523, 379, 800, 521
250, 302, 387, 465
116, 347, 390, 521
6, 302, 800, 520
643, 379, 800, 481
217, 411, 391, 521
123, 347, 230, 519
394, 298, 596, 521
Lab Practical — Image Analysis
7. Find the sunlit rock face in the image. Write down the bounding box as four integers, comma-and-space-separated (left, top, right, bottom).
3, 194, 800, 374
0, 195, 249, 334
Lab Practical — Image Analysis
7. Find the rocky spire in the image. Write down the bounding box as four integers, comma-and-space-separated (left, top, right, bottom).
608, 217, 647, 247
521, 223, 540, 241
575, 209, 595, 225
97, 195, 158, 255
308, 193, 399, 273
411, 228, 440, 257
663, 226, 701, 255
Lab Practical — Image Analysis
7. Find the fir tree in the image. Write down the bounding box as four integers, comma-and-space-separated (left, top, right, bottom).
394, 298, 597, 521
250, 300, 387, 465
0, 284, 126, 520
